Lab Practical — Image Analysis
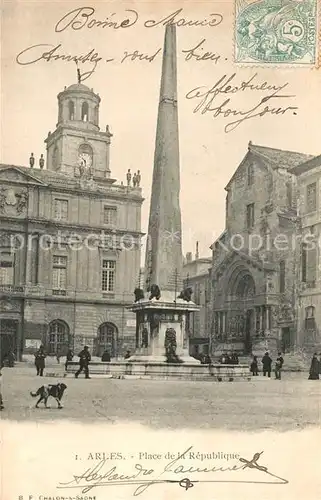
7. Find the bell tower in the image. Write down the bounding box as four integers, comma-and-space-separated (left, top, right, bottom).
45, 82, 112, 179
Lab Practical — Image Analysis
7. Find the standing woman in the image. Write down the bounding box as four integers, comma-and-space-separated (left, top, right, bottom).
250, 355, 259, 376
308, 353, 319, 380
34, 345, 46, 377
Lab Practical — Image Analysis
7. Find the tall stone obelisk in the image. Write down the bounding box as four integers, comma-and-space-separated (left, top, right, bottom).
145, 24, 183, 293
129, 25, 200, 364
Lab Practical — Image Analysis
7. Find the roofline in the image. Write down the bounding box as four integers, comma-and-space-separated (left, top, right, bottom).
225, 149, 251, 191
210, 229, 227, 250
225, 142, 316, 190
184, 257, 212, 265
290, 154, 321, 176
0, 164, 48, 186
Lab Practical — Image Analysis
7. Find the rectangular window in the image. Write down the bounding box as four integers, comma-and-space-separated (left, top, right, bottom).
279, 260, 285, 293
54, 199, 68, 221
301, 243, 317, 286
52, 255, 67, 290
246, 203, 255, 230
0, 252, 14, 285
306, 183, 316, 212
103, 206, 117, 225
247, 164, 254, 186
307, 246, 317, 287
101, 260, 116, 292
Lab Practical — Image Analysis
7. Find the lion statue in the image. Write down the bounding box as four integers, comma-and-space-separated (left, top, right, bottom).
134, 288, 144, 302
148, 284, 161, 301
177, 287, 193, 302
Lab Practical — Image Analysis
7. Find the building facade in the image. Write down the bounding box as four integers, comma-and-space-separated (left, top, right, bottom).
292, 154, 321, 353
183, 251, 212, 356
0, 83, 143, 361
210, 142, 318, 357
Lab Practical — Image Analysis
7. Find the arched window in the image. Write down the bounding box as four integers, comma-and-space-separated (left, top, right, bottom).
48, 320, 69, 355
58, 102, 63, 122
94, 105, 99, 124
235, 274, 255, 298
81, 102, 89, 122
68, 101, 75, 120
97, 322, 117, 357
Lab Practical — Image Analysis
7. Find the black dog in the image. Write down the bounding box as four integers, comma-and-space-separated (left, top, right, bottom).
30, 383, 67, 409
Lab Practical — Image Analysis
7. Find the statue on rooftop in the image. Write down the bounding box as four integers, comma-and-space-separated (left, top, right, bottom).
29, 153, 35, 168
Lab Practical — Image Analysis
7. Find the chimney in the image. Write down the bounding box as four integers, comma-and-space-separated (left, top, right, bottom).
186, 252, 192, 263
195, 241, 199, 260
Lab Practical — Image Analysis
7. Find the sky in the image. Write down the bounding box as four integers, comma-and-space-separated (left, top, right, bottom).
1, 0, 321, 259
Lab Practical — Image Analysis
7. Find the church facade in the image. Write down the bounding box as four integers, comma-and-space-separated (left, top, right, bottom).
210, 142, 321, 356
0, 83, 143, 360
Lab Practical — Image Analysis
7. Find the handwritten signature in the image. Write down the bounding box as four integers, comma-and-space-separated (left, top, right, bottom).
58, 446, 288, 496
186, 73, 298, 133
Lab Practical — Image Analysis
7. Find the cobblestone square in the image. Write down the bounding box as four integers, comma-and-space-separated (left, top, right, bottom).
1, 366, 320, 431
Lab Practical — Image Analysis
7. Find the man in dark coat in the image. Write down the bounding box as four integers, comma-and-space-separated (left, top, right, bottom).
75, 346, 91, 379
34, 345, 46, 376
261, 352, 272, 377
308, 353, 319, 380
101, 350, 111, 362
6, 349, 15, 367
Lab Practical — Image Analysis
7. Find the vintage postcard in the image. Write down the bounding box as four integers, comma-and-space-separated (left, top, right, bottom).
0, 0, 321, 499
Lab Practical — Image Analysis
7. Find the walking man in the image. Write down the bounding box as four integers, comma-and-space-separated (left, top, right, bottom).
262, 352, 272, 378
274, 352, 284, 380
75, 346, 91, 379
65, 348, 74, 371
34, 345, 46, 376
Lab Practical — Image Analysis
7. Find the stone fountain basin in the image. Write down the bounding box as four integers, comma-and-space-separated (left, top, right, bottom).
65, 361, 251, 381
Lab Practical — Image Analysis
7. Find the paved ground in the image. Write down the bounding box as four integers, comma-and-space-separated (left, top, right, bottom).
1, 365, 320, 431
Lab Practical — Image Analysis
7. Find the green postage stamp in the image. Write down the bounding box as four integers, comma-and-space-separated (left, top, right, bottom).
235, 0, 319, 65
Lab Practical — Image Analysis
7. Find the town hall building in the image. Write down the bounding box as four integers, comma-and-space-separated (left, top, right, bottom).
0, 82, 143, 361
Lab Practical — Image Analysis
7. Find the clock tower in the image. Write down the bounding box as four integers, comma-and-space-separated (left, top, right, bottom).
45, 83, 112, 179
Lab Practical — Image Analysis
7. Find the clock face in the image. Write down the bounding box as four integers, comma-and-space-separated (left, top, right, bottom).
78, 152, 92, 168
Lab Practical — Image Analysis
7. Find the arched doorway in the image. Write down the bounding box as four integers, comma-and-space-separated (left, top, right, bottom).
229, 269, 256, 353
97, 322, 118, 357
0, 319, 17, 362
236, 273, 255, 352
47, 320, 69, 355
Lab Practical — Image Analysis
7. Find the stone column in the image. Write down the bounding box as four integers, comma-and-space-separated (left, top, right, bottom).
25, 234, 33, 284
259, 306, 263, 331
266, 306, 271, 331
222, 312, 226, 335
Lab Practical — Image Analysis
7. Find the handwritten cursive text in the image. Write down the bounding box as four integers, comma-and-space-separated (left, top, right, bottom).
55, 7, 139, 32
186, 73, 298, 132
182, 39, 221, 63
